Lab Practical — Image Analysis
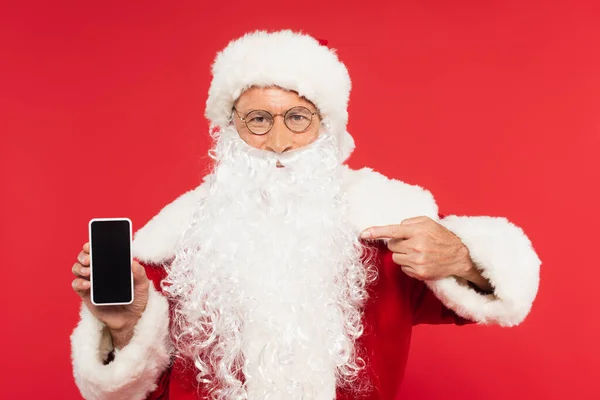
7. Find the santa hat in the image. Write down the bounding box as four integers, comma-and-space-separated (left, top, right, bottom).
205, 30, 356, 162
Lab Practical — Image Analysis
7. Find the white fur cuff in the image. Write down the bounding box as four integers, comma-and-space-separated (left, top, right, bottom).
426, 215, 541, 326
70, 285, 172, 400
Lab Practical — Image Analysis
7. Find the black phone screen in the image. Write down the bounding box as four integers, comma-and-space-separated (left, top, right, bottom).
90, 219, 133, 304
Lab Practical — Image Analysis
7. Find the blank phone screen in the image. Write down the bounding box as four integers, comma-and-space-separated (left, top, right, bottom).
90, 219, 132, 304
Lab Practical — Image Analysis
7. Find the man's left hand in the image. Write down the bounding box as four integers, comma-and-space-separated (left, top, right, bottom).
361, 216, 489, 289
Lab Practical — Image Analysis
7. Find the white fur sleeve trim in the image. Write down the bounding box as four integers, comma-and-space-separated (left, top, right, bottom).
343, 167, 439, 232
426, 215, 541, 326
70, 285, 172, 400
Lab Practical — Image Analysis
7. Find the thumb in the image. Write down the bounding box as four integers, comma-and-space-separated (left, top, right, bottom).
132, 261, 149, 285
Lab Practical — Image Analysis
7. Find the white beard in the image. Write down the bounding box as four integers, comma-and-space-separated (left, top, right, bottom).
163, 127, 371, 399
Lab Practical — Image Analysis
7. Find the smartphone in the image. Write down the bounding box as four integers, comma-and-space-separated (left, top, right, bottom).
88, 218, 134, 306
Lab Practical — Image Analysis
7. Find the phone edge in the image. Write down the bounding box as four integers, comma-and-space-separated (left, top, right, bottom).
88, 217, 135, 307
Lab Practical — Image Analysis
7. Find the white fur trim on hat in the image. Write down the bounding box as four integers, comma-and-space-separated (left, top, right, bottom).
205, 30, 355, 161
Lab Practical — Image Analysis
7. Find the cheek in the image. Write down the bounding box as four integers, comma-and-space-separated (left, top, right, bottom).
237, 129, 266, 149
294, 128, 320, 148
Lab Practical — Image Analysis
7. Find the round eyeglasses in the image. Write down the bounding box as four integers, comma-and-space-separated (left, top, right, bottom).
232, 106, 318, 135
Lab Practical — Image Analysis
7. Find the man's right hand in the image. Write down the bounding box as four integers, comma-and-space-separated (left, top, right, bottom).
71, 242, 150, 349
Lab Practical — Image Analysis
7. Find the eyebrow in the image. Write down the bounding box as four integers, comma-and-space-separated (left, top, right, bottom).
237, 106, 317, 114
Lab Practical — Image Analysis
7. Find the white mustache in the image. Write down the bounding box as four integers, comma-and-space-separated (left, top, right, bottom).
217, 127, 342, 169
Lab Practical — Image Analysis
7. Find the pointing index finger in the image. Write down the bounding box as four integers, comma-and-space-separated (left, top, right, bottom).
360, 224, 416, 240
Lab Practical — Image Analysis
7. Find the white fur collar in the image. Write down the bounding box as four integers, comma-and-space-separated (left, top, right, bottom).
133, 167, 439, 264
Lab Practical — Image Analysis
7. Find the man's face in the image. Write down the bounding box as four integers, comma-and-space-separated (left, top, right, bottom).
232, 87, 321, 153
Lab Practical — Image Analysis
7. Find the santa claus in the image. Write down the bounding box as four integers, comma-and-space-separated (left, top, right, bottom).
70, 30, 541, 400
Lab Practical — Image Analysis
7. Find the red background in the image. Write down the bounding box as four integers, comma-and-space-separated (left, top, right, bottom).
1, 0, 599, 398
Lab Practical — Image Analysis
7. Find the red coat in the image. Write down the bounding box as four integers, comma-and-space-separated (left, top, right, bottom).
71, 170, 540, 400
143, 241, 471, 400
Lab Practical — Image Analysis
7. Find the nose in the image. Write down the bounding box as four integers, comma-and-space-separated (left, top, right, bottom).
264, 119, 293, 153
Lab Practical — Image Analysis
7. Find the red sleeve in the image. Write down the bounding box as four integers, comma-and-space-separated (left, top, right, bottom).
410, 278, 472, 326
372, 240, 472, 326
145, 367, 172, 400
138, 260, 168, 293
134, 260, 174, 400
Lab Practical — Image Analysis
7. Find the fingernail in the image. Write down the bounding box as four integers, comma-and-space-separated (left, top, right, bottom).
82, 281, 90, 289
81, 267, 89, 276
360, 230, 371, 239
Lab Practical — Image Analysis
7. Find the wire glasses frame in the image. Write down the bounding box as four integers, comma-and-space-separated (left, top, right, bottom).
232, 106, 319, 135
